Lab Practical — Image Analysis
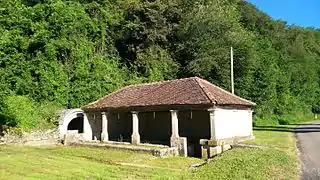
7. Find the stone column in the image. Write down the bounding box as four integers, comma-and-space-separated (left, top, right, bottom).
208, 108, 217, 140
170, 110, 180, 147
83, 113, 92, 141
248, 109, 254, 137
101, 112, 109, 142
131, 111, 140, 145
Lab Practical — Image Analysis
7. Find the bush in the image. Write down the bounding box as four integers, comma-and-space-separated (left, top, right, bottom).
37, 102, 60, 128
1, 95, 60, 131
253, 112, 314, 126
312, 103, 320, 115
2, 95, 39, 129
278, 118, 290, 125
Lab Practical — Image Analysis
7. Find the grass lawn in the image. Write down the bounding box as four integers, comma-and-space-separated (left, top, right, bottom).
0, 125, 299, 180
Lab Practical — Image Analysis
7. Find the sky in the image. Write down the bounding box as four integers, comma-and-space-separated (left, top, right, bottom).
247, 0, 320, 28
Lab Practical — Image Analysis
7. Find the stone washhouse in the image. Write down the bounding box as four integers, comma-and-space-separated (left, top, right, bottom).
59, 77, 256, 158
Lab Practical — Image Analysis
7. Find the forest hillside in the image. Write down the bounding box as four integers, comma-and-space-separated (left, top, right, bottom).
1, 0, 320, 129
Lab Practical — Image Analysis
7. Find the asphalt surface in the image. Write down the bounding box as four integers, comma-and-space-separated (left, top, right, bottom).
296, 122, 320, 179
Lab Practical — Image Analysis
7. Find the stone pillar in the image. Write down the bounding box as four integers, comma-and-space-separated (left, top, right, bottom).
170, 110, 180, 147
208, 108, 217, 140
248, 109, 254, 137
101, 112, 109, 142
83, 113, 92, 141
131, 111, 140, 145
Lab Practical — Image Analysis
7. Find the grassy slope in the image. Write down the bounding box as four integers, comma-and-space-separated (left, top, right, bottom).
0, 126, 299, 179
193, 125, 299, 180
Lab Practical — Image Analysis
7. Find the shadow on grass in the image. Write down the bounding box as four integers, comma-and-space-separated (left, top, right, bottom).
76, 155, 118, 165
254, 124, 320, 133
288, 123, 320, 126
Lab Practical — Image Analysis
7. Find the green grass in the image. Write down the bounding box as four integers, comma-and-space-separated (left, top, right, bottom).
184, 124, 299, 180
0, 125, 299, 179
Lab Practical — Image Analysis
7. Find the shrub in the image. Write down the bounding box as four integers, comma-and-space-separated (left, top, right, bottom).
312, 103, 320, 115
37, 102, 60, 128
2, 95, 40, 130
253, 116, 279, 126
278, 118, 290, 125
253, 112, 313, 126
1, 95, 60, 131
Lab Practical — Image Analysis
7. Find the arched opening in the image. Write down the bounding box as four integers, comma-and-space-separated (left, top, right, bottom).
67, 116, 84, 133
58, 109, 92, 141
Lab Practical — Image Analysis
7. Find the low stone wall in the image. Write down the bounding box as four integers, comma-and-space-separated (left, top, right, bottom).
198, 135, 255, 159
0, 128, 60, 146
201, 144, 232, 159
200, 139, 233, 159
204, 135, 254, 146
68, 141, 179, 158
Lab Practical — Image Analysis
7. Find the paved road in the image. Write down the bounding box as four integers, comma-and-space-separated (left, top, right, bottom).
296, 122, 320, 179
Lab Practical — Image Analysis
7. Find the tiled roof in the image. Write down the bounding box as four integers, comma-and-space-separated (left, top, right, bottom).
86, 77, 256, 110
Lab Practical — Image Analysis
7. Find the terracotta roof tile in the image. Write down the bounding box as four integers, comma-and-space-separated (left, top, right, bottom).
86, 77, 256, 110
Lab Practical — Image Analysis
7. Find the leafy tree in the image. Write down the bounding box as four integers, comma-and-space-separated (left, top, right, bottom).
115, 0, 180, 81
312, 103, 320, 119
1, 0, 320, 128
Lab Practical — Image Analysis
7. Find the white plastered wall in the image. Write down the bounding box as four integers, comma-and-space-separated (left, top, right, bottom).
58, 109, 92, 141
213, 106, 253, 140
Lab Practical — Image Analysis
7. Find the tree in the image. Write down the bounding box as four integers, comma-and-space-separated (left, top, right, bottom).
1, 0, 320, 128
312, 103, 320, 119
115, 0, 180, 81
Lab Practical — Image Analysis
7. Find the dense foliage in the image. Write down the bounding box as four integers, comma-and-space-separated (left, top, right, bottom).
1, 95, 59, 131
312, 103, 320, 116
0, 0, 319, 128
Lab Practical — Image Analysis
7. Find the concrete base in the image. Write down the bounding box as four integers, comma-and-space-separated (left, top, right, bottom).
170, 136, 188, 157
178, 137, 188, 157
201, 144, 232, 159
200, 135, 254, 147
64, 130, 85, 145
170, 136, 180, 147
101, 132, 109, 142
131, 134, 140, 145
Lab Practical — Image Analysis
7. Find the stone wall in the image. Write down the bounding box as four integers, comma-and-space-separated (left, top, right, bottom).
0, 128, 60, 146
201, 144, 232, 159
69, 141, 179, 158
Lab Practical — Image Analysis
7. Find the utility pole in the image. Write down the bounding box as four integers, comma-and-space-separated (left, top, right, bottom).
231, 47, 234, 94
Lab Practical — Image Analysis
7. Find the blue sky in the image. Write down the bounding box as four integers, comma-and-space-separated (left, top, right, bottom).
247, 0, 320, 28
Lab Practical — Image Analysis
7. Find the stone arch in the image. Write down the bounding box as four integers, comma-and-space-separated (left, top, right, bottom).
58, 109, 92, 141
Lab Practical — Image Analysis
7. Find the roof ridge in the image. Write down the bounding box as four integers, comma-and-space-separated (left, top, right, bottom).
86, 77, 198, 108
198, 78, 256, 106
86, 76, 256, 110
193, 77, 216, 104
122, 76, 196, 89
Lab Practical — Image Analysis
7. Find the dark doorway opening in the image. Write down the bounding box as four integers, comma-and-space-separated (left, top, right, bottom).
108, 112, 132, 143
67, 117, 84, 133
178, 110, 210, 158
187, 139, 202, 158
139, 111, 171, 146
